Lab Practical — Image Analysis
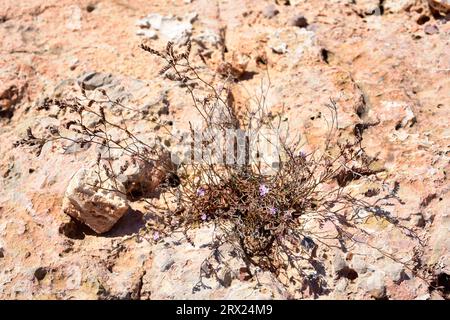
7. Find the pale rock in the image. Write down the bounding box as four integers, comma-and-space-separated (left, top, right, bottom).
135, 14, 193, 44
69, 58, 79, 71
141, 224, 287, 299
333, 252, 348, 276
62, 166, 129, 233
426, 209, 450, 272
66, 5, 82, 31
424, 24, 439, 35
384, 262, 405, 283
77, 71, 115, 91
262, 5, 280, 19
135, 29, 158, 39
335, 278, 349, 293
351, 256, 368, 274
364, 271, 386, 299
193, 29, 222, 47
373, 101, 416, 129
270, 42, 288, 54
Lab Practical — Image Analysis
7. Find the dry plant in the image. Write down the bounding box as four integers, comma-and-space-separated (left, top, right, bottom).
15, 41, 429, 297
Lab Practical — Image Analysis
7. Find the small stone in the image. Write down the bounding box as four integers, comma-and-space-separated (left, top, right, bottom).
365, 271, 386, 299
69, 58, 79, 71
335, 278, 348, 293
77, 71, 114, 90
160, 258, 175, 272
384, 263, 405, 283
135, 29, 158, 39
193, 29, 222, 47
270, 42, 288, 54
218, 268, 233, 288
351, 256, 368, 274
288, 14, 308, 28
262, 5, 279, 19
62, 167, 130, 234
424, 24, 439, 35
135, 13, 193, 45
333, 252, 348, 275
66, 5, 82, 31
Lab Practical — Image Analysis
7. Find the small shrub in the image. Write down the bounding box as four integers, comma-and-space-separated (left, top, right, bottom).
15, 41, 424, 296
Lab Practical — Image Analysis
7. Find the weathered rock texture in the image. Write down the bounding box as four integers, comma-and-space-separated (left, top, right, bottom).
62, 166, 129, 234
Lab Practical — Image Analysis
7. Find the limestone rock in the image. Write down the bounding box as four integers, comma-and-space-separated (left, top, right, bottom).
371, 101, 416, 129
135, 14, 194, 44
364, 271, 387, 299
141, 224, 287, 299
384, 263, 405, 284
62, 166, 129, 234
77, 72, 115, 91
333, 252, 348, 276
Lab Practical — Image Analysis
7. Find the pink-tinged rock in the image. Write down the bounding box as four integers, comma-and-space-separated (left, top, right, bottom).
62, 167, 130, 234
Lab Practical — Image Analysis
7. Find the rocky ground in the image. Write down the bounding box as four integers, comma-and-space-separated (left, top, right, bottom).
0, 0, 449, 299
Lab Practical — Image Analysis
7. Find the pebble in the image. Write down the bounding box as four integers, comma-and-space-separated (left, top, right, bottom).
424, 24, 439, 35
77, 71, 114, 90
351, 256, 368, 274
135, 29, 158, 39
365, 271, 386, 299
69, 58, 79, 71
333, 252, 348, 275
262, 5, 280, 19
160, 258, 175, 272
384, 263, 405, 283
270, 43, 288, 54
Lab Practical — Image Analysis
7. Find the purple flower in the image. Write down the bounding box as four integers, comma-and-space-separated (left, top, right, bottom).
201, 213, 207, 221
269, 207, 277, 215
259, 184, 269, 197
299, 151, 306, 159
196, 188, 205, 197
153, 232, 160, 241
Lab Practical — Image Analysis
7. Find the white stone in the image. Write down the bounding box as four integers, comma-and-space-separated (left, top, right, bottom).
62, 166, 129, 233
